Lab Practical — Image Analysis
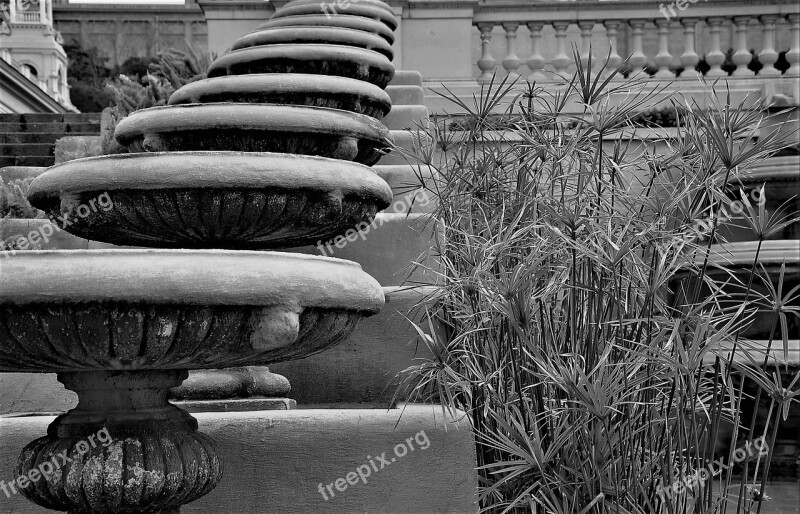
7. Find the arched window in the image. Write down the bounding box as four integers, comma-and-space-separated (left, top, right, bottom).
20, 63, 38, 78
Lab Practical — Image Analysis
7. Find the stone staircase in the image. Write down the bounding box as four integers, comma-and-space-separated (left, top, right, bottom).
0, 113, 101, 167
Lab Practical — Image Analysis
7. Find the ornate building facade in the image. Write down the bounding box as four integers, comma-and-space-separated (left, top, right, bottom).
0, 0, 74, 112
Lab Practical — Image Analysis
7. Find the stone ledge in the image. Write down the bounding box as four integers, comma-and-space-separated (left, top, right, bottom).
386, 84, 425, 105
271, 285, 440, 404
0, 406, 479, 513
292, 212, 440, 286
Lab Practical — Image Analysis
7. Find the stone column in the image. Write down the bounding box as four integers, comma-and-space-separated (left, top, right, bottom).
197, 0, 276, 56
398, 0, 478, 81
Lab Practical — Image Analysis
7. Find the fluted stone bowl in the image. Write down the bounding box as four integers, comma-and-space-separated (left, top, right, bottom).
26, 152, 393, 248
114, 104, 393, 165
231, 26, 393, 60
167, 74, 391, 119
284, 0, 393, 13
207, 44, 394, 89
270, 2, 398, 30
256, 14, 395, 44
0, 250, 384, 372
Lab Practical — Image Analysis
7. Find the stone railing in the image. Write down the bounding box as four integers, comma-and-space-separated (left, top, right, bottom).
471, 0, 799, 82
14, 10, 41, 23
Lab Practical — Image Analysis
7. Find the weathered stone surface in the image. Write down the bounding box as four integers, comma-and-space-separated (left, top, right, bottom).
2, 1, 409, 512
171, 367, 292, 400
206, 44, 395, 89
114, 104, 392, 165
231, 26, 393, 60
285, 0, 394, 14
381, 105, 430, 130
388, 70, 424, 87
168, 74, 391, 120
1, 406, 480, 513
256, 14, 395, 44
0, 219, 90, 250
27, 153, 392, 248
0, 250, 384, 372
270, 2, 398, 31
16, 371, 222, 513
386, 84, 425, 106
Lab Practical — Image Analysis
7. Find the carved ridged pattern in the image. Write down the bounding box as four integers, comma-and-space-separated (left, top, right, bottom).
207, 52, 394, 89
39, 188, 382, 249
168, 90, 389, 120
17, 431, 221, 513
123, 129, 388, 166
0, 304, 363, 372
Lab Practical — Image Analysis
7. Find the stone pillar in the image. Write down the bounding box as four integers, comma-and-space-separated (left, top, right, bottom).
197, 0, 275, 56
398, 0, 477, 81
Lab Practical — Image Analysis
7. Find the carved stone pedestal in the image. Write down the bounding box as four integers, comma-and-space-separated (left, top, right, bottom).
17, 371, 222, 513
171, 366, 296, 410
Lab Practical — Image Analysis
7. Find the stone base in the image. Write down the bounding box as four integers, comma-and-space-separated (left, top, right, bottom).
0, 405, 479, 513
174, 398, 297, 412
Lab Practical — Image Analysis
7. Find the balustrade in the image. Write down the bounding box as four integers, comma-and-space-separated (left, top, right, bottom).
471, 1, 800, 84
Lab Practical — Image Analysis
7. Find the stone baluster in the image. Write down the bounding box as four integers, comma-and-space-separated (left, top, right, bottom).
628, 19, 648, 76
655, 19, 675, 78
552, 21, 572, 76
526, 21, 548, 82
680, 18, 700, 79
758, 15, 781, 76
578, 20, 595, 72
732, 16, 754, 76
603, 20, 623, 76
477, 23, 497, 84
502, 22, 522, 79
705, 17, 727, 77
787, 14, 800, 75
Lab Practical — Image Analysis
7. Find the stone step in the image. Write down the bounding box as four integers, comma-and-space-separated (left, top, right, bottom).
0, 122, 99, 133
0, 407, 479, 512
0, 113, 100, 124
379, 130, 428, 165
0, 219, 90, 251
386, 84, 425, 106
0, 155, 54, 167
388, 70, 423, 87
0, 143, 54, 157
0, 132, 97, 144
292, 212, 439, 287
271, 286, 440, 404
373, 164, 437, 213
381, 104, 429, 131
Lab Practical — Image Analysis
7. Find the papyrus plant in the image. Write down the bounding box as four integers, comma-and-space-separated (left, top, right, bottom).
395, 50, 799, 513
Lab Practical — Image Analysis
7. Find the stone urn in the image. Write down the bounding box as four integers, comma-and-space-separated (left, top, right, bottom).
0, 0, 400, 510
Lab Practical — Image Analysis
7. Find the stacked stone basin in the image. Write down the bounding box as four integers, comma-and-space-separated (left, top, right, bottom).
0, 0, 403, 511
